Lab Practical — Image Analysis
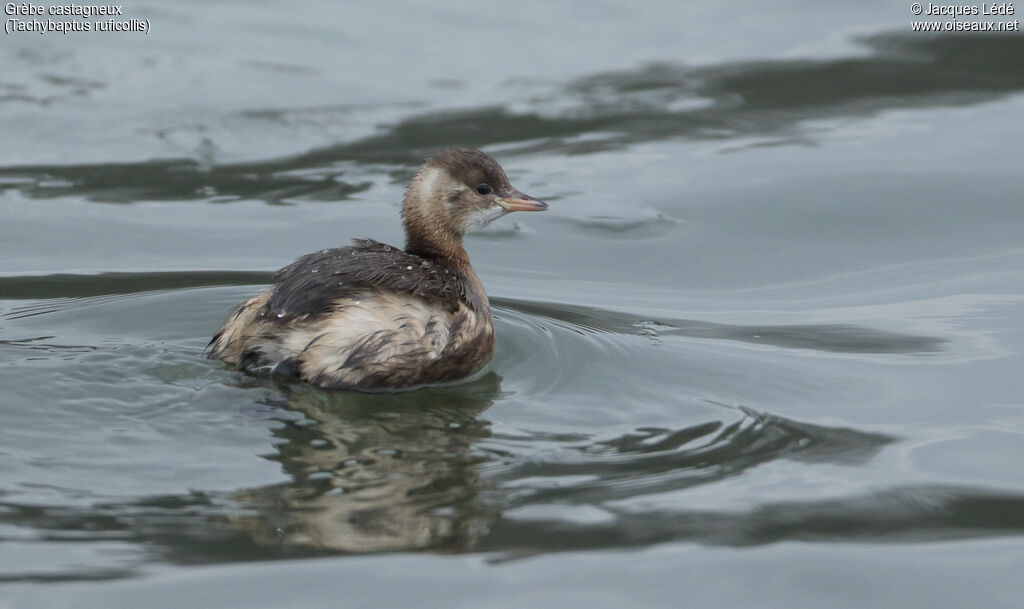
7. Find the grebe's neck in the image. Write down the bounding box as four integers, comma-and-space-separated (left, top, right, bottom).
404, 229, 490, 314
404, 228, 468, 266
401, 166, 469, 264
401, 167, 491, 313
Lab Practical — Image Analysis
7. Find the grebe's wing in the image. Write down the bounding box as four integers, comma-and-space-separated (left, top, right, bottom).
260, 239, 462, 323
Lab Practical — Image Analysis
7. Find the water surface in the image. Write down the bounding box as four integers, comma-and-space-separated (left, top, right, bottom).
2, 1, 1024, 607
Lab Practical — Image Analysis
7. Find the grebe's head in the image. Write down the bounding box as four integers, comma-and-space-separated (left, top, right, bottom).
402, 148, 548, 247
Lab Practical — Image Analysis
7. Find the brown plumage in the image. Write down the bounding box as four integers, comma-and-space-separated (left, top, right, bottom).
206, 148, 548, 390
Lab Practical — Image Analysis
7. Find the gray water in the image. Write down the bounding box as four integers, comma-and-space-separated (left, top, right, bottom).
3, 1, 1024, 607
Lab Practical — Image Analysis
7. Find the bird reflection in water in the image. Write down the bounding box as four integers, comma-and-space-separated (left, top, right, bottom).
228, 372, 502, 554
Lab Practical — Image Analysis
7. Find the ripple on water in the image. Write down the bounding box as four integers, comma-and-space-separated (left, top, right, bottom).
555, 203, 678, 239
483, 405, 894, 508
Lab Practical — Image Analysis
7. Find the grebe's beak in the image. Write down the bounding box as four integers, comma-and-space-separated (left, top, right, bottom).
497, 189, 549, 213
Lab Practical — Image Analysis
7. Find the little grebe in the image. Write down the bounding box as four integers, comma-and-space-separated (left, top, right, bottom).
206, 148, 548, 390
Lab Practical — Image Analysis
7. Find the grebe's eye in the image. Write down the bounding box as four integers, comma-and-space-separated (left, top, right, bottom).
476, 183, 492, 195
